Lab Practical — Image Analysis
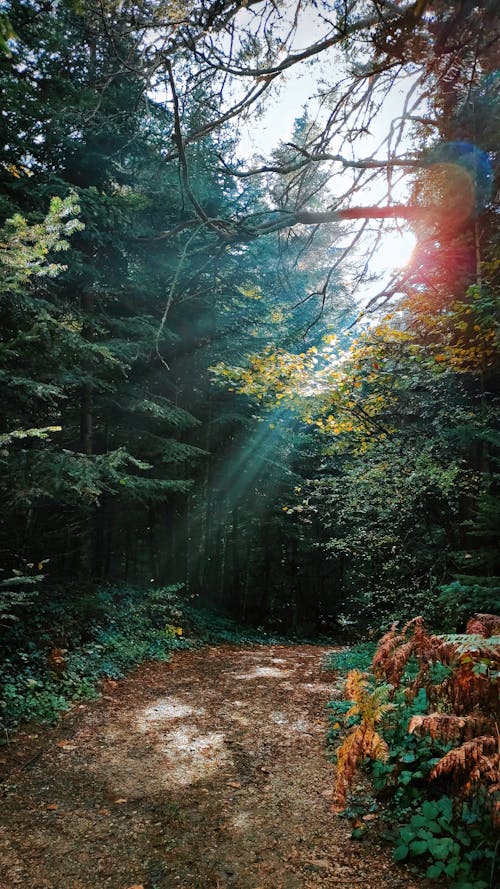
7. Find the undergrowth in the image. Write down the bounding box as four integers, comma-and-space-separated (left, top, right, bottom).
323, 642, 376, 675
0, 586, 334, 729
0, 583, 189, 728
324, 619, 499, 889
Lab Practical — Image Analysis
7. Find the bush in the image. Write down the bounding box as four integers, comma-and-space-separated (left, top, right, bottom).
325, 616, 499, 888
0, 583, 189, 727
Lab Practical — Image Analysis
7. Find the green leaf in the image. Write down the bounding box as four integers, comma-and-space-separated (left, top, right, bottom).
398, 826, 415, 844
426, 863, 444, 878
436, 796, 453, 819
410, 840, 429, 856
351, 827, 364, 840
444, 858, 461, 876
428, 836, 455, 860
421, 800, 440, 820
417, 828, 435, 841
424, 820, 442, 835
393, 845, 409, 862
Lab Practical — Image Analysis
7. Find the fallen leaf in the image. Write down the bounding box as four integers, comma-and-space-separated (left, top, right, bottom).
56, 740, 77, 751
98, 808, 111, 816
309, 859, 330, 869
227, 781, 241, 789
47, 804, 58, 811
113, 798, 128, 804
126, 885, 145, 888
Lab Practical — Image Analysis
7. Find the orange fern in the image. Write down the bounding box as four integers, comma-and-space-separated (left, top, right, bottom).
429, 728, 500, 827
409, 713, 496, 743
332, 670, 393, 812
334, 614, 499, 825
466, 613, 500, 637
372, 616, 440, 694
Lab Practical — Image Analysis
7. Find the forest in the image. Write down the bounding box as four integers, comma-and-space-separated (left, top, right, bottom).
0, 2, 498, 888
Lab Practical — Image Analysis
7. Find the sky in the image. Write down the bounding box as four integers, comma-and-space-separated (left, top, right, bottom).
234, 3, 419, 307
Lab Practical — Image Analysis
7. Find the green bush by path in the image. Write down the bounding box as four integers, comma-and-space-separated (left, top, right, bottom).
0, 583, 189, 727
323, 633, 499, 889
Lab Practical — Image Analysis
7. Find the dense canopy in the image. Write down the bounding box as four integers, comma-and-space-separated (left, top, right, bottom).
1, 0, 497, 629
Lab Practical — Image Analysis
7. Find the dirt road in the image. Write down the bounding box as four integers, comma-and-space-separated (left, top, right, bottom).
0, 645, 429, 889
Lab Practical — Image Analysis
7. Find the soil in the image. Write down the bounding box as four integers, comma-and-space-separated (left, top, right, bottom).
0, 644, 432, 889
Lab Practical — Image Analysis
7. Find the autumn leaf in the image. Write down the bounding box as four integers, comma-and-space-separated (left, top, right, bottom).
56, 741, 77, 751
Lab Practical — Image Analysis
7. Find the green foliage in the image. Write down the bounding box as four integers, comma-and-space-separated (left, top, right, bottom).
323, 643, 376, 674
326, 698, 360, 746
326, 627, 499, 888
0, 570, 43, 625
181, 607, 291, 645
436, 579, 500, 631
0, 194, 83, 291
394, 797, 495, 888
0, 12, 15, 55
369, 687, 450, 816
0, 583, 188, 726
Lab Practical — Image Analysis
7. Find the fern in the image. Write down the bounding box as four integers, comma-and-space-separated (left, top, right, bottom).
429, 730, 500, 828
409, 713, 496, 743
466, 613, 500, 637
333, 612, 500, 836
373, 613, 500, 829
332, 670, 394, 812
372, 616, 441, 695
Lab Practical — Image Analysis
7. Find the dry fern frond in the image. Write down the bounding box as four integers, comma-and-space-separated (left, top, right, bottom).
435, 665, 497, 716
372, 616, 440, 689
466, 613, 500, 637
430, 733, 499, 786
333, 724, 389, 812
429, 724, 500, 822
332, 670, 393, 812
409, 713, 495, 743
343, 669, 394, 725
431, 636, 499, 716
372, 623, 401, 676
344, 668, 370, 702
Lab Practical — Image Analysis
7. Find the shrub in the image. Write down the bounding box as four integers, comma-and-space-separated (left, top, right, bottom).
327, 613, 499, 888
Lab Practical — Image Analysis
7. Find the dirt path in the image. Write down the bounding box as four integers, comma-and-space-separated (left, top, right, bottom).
0, 645, 429, 889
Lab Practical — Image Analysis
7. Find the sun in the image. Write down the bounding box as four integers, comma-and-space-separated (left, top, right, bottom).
372, 228, 417, 275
